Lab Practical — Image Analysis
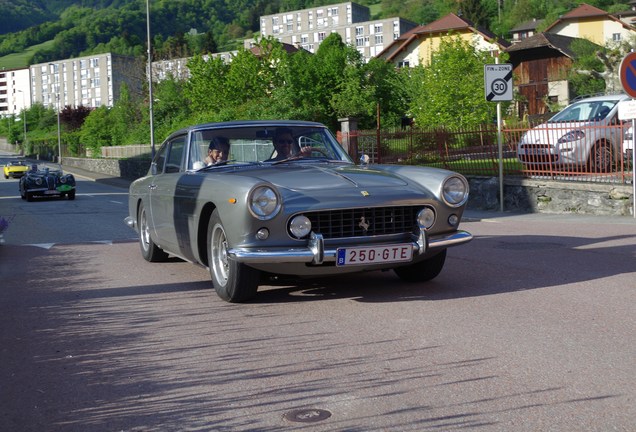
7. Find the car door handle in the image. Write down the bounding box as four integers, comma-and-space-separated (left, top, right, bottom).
148, 184, 157, 190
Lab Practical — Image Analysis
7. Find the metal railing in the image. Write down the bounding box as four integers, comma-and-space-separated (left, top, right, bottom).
339, 123, 634, 185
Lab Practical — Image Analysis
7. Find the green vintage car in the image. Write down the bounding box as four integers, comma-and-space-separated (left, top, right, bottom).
125, 120, 473, 302
19, 163, 76, 201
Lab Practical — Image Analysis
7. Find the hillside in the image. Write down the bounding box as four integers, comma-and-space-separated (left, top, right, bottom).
0, 0, 633, 70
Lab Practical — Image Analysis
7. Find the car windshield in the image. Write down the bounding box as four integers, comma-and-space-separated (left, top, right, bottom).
28, 163, 63, 174
186, 124, 352, 170
548, 100, 618, 123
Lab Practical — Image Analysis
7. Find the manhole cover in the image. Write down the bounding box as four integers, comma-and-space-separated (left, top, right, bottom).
283, 408, 332, 423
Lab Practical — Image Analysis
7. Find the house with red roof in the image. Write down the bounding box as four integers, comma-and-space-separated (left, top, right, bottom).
376, 13, 509, 67
544, 3, 635, 45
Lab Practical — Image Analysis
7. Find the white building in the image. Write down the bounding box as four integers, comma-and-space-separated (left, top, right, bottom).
30, 53, 142, 111
0, 67, 31, 117
255, 2, 417, 61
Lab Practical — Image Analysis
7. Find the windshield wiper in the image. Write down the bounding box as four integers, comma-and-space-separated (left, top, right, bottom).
271, 155, 304, 165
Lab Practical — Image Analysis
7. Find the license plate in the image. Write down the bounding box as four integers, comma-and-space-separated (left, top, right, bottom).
526, 148, 547, 156
336, 244, 413, 266
44, 190, 59, 195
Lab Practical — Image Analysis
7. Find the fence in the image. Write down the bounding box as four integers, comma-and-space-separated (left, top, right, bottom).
339, 122, 634, 185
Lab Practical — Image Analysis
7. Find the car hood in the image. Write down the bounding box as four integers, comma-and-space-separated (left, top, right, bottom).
251, 164, 409, 191
521, 121, 581, 144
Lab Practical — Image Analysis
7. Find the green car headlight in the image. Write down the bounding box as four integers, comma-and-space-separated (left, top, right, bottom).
249, 186, 281, 220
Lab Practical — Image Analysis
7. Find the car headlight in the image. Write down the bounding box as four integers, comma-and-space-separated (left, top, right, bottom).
442, 175, 469, 207
557, 130, 585, 143
248, 186, 281, 220
289, 215, 312, 238
60, 176, 67, 184
35, 178, 42, 185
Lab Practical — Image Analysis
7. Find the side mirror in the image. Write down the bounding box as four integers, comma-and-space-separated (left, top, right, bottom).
151, 162, 158, 175
359, 154, 370, 165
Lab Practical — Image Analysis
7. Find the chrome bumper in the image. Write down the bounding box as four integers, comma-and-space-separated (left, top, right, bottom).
228, 230, 472, 265
124, 216, 136, 230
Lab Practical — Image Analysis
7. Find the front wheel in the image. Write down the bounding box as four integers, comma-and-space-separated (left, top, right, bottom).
138, 203, 169, 262
208, 210, 259, 302
67, 190, 76, 200
588, 143, 613, 173
394, 249, 447, 282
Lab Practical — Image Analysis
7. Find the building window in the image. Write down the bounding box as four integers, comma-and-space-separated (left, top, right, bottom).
318, 32, 326, 41
374, 24, 383, 33
356, 26, 364, 36
613, 33, 621, 41
397, 60, 410, 68
375, 34, 383, 45
356, 36, 364, 47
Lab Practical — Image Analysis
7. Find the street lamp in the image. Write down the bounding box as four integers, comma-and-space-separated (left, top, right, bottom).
49, 63, 62, 163
56, 94, 61, 164
16, 90, 27, 146
146, 0, 156, 159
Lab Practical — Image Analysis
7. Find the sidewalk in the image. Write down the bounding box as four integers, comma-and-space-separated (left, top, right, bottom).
61, 164, 132, 189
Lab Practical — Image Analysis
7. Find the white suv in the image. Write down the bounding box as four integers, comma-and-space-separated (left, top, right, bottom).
517, 94, 629, 172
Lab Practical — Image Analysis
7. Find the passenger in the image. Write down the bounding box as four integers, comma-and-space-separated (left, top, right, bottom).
205, 137, 230, 165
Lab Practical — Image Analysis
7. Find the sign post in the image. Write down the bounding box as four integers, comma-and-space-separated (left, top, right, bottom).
485, 63, 513, 212
618, 53, 636, 218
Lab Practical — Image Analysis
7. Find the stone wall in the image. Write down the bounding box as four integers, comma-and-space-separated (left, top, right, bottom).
468, 177, 634, 217
62, 156, 151, 180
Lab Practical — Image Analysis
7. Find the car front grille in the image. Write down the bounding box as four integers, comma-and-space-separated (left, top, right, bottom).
299, 206, 423, 239
519, 144, 559, 163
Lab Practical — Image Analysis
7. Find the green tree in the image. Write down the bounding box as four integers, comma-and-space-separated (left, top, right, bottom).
567, 38, 607, 98
407, 35, 498, 129
184, 53, 231, 117
79, 106, 112, 153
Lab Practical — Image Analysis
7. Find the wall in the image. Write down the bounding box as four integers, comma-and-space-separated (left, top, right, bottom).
62, 156, 151, 180
468, 176, 634, 217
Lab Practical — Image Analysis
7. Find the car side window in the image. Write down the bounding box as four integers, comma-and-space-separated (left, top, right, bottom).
153, 142, 169, 174
164, 136, 187, 173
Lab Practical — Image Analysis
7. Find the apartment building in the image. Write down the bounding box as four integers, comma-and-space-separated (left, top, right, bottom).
151, 51, 236, 82
256, 2, 417, 61
30, 53, 143, 111
0, 68, 31, 117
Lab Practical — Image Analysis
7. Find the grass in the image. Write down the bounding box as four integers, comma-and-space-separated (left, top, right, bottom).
0, 40, 54, 70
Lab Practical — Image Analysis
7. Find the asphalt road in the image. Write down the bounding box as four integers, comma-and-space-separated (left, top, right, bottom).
1, 154, 635, 431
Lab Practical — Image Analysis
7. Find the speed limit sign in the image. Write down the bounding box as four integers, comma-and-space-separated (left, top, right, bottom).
484, 64, 513, 102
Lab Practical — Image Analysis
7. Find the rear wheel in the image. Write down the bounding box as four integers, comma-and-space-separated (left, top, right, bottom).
138, 203, 169, 262
394, 249, 447, 282
208, 210, 259, 302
